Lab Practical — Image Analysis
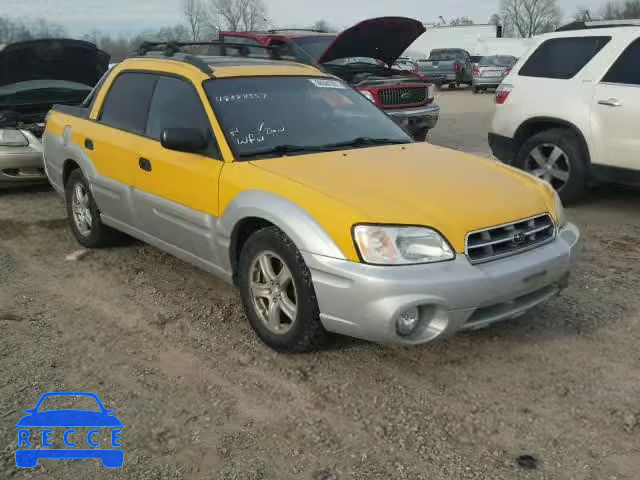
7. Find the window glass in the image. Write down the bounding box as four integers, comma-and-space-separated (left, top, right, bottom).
145, 76, 211, 143
204, 76, 411, 159
602, 38, 640, 85
519, 37, 611, 79
99, 72, 157, 133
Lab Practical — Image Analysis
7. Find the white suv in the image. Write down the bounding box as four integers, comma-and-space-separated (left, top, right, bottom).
489, 26, 640, 203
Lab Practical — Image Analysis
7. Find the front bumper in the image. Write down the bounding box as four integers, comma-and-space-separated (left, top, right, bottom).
0, 130, 46, 185
305, 223, 579, 345
386, 103, 440, 131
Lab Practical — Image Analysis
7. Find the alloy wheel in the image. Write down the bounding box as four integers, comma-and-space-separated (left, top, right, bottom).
249, 251, 297, 335
71, 182, 92, 236
524, 143, 571, 191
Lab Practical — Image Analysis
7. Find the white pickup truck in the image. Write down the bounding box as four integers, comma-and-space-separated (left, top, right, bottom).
489, 25, 640, 203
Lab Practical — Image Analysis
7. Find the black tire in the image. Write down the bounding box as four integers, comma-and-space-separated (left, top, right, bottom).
65, 169, 120, 248
411, 127, 429, 142
514, 128, 588, 204
238, 226, 328, 353
473, 87, 480, 94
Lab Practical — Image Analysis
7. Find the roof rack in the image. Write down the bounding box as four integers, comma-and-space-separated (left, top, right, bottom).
556, 20, 640, 31
267, 28, 328, 34
132, 41, 285, 74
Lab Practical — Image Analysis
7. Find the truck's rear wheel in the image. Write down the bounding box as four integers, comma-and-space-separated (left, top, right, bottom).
514, 128, 588, 204
238, 226, 328, 353
65, 169, 120, 247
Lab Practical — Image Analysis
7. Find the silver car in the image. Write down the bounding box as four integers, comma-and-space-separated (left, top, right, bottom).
472, 55, 518, 93
0, 39, 108, 187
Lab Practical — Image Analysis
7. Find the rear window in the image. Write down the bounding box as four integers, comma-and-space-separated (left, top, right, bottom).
519, 36, 611, 79
602, 37, 640, 85
479, 55, 517, 66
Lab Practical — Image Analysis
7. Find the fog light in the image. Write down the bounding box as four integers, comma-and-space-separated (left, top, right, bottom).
396, 307, 420, 337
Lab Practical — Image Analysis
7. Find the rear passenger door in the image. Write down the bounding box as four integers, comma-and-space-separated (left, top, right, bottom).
590, 36, 640, 171
89, 72, 156, 226
132, 75, 224, 263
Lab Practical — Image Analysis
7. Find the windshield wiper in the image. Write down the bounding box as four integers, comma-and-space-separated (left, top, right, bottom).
238, 137, 411, 160
323, 137, 412, 149
238, 144, 334, 159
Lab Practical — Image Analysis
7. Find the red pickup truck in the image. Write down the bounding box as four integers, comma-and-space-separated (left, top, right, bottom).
218, 17, 440, 141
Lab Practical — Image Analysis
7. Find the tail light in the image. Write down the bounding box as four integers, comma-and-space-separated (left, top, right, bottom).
454, 62, 461, 74
495, 84, 513, 105
472, 65, 480, 77
504, 67, 513, 76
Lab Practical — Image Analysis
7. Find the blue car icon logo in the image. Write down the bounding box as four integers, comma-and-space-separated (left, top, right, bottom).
15, 391, 123, 468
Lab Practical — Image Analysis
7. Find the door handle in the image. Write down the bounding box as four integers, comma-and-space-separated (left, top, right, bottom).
598, 98, 622, 107
84, 138, 94, 150
138, 157, 152, 172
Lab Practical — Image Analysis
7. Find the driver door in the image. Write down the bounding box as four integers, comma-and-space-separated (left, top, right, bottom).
132, 75, 224, 264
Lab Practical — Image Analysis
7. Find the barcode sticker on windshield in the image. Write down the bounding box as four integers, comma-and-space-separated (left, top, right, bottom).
309, 79, 346, 89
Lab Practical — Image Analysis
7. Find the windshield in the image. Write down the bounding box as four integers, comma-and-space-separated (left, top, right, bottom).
479, 56, 517, 66
289, 35, 336, 60
428, 51, 465, 61
0, 80, 92, 105
204, 76, 412, 159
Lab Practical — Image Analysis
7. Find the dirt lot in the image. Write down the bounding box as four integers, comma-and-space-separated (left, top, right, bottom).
1, 89, 640, 480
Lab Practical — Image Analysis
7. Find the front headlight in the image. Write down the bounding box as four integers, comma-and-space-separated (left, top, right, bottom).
553, 191, 566, 228
359, 90, 376, 103
353, 225, 455, 265
0, 129, 28, 147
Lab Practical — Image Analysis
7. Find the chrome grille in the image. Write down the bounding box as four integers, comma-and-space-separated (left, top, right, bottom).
466, 214, 555, 264
379, 87, 427, 107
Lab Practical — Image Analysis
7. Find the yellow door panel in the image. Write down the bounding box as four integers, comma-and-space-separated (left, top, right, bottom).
74, 122, 139, 186
134, 137, 223, 215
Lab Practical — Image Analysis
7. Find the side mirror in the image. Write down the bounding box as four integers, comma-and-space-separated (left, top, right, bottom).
161, 128, 207, 154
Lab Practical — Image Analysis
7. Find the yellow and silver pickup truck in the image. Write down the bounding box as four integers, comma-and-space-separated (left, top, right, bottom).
43, 42, 580, 352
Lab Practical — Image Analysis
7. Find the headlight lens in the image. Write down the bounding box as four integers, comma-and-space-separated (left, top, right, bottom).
553, 191, 566, 228
359, 90, 376, 103
0, 129, 28, 147
353, 225, 455, 265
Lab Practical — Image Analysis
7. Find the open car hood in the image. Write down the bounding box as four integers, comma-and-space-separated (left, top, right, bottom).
0, 39, 110, 88
318, 17, 425, 66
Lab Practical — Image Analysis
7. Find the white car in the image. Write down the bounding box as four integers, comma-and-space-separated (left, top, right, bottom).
489, 26, 640, 203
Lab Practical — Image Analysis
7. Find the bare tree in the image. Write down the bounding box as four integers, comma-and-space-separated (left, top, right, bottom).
600, 0, 640, 19
0, 16, 66, 43
207, 0, 268, 31
183, 0, 207, 40
450, 16, 474, 26
489, 13, 502, 25
574, 7, 593, 21
501, 0, 561, 37
310, 19, 335, 32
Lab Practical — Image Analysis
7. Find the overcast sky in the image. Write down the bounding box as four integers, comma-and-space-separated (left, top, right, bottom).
6, 0, 608, 37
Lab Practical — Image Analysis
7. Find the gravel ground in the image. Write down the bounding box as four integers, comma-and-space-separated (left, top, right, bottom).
1, 89, 640, 480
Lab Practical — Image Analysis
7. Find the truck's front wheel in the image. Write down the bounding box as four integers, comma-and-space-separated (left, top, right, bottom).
65, 169, 120, 248
238, 226, 328, 353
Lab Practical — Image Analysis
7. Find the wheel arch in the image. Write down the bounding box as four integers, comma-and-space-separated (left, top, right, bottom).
62, 159, 82, 187
513, 117, 592, 166
219, 190, 347, 285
